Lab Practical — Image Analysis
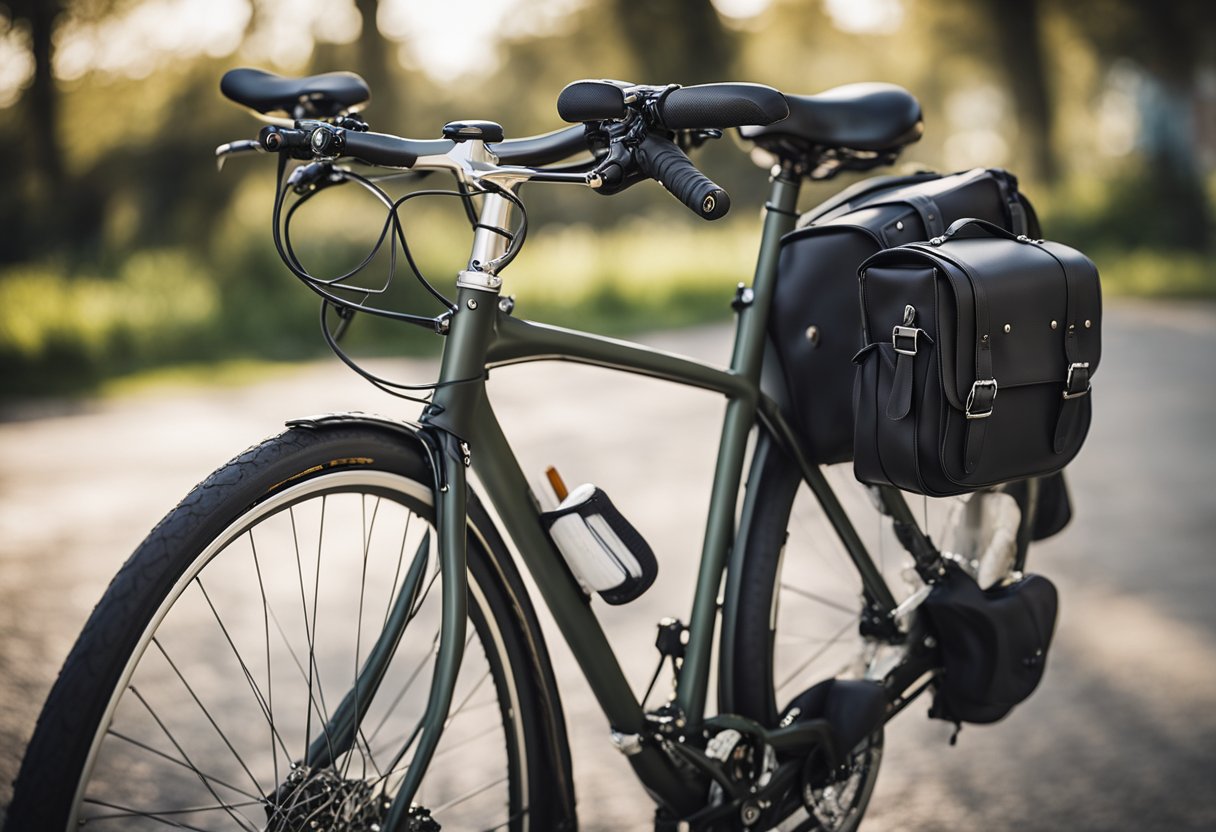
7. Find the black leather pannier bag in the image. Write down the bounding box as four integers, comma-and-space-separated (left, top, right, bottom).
770, 169, 1037, 464
853, 219, 1101, 496
923, 564, 1058, 724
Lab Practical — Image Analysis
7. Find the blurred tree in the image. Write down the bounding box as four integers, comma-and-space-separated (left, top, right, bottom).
1054, 0, 1213, 249
3, 0, 66, 261
609, 0, 737, 84
974, 0, 1056, 181
352, 0, 394, 115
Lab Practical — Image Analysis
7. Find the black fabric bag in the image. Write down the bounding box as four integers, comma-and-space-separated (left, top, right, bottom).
770, 168, 1036, 464
923, 565, 1058, 724
852, 218, 1101, 496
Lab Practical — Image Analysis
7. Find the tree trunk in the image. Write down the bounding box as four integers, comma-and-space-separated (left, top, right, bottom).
610, 0, 736, 85
2, 0, 65, 260
979, 0, 1057, 182
352, 0, 396, 119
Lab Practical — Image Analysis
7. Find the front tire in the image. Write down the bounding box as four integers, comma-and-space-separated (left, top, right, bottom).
8, 424, 568, 831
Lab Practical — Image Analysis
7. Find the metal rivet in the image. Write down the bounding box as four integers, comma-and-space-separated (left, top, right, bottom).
1051, 320, 1058, 330
1084, 319, 1092, 328
467, 298, 478, 310
1003, 323, 1012, 333
981, 334, 990, 343
895, 221, 905, 231
1069, 324, 1075, 332
805, 325, 820, 346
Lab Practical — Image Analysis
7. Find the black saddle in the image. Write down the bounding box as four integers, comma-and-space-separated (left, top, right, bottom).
220, 68, 370, 118
741, 82, 922, 154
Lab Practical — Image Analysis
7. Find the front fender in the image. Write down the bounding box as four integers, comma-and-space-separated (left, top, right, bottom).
284, 410, 579, 828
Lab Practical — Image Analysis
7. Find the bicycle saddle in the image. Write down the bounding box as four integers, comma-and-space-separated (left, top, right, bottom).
220, 68, 370, 118
741, 82, 922, 153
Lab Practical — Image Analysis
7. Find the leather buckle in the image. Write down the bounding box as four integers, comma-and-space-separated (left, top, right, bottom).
965, 379, 998, 420
892, 325, 920, 356
1063, 362, 1091, 400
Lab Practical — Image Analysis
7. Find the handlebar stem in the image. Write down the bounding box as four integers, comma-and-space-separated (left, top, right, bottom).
464, 192, 514, 280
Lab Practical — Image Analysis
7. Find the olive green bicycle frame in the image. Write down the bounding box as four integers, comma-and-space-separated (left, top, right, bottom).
378, 166, 914, 821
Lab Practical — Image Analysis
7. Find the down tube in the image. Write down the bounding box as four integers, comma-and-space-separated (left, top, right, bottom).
463, 389, 704, 815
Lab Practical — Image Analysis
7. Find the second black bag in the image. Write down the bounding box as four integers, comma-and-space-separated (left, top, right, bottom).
770, 168, 1036, 464
852, 218, 1102, 496
923, 565, 1059, 725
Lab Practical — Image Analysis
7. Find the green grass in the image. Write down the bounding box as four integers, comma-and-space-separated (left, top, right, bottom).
1089, 248, 1214, 298
97, 359, 314, 399
1, 216, 1210, 403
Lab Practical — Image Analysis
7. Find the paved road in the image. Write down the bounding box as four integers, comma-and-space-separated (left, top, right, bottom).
2, 300, 1214, 830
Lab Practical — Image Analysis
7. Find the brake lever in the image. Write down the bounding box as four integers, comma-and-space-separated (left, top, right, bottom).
214, 139, 265, 171
587, 117, 648, 196
677, 128, 723, 152
286, 161, 349, 195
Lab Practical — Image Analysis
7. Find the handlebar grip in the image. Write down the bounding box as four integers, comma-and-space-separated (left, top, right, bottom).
335, 130, 425, 168
657, 83, 789, 130
635, 134, 730, 221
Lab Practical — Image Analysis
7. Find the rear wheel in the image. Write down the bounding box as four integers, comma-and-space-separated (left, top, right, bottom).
727, 432, 1035, 830
9, 425, 568, 831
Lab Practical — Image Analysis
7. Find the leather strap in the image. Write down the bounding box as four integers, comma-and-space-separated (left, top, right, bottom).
1045, 245, 1091, 452
902, 240, 997, 475
904, 194, 945, 238
886, 309, 924, 421
992, 169, 1029, 236
887, 351, 914, 420
962, 256, 994, 476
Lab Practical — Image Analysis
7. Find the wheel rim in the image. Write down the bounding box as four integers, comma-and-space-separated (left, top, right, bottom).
69, 470, 527, 831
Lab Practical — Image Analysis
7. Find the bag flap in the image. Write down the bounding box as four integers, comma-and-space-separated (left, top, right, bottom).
926, 237, 1102, 410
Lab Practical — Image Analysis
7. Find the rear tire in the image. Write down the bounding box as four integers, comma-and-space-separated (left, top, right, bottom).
8, 424, 571, 831
727, 432, 1040, 830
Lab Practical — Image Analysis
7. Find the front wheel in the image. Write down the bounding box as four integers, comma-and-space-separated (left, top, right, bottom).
8, 424, 569, 831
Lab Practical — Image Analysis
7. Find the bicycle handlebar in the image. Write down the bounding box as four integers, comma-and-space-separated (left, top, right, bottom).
335, 130, 454, 168
634, 133, 729, 220
243, 77, 762, 221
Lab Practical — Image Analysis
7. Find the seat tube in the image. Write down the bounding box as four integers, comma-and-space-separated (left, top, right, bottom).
678, 164, 801, 725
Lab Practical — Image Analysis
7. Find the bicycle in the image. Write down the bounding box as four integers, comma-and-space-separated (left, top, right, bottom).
8, 68, 1053, 831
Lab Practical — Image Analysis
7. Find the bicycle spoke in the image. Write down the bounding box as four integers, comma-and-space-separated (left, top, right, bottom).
194, 578, 294, 764
288, 505, 317, 764
444, 669, 492, 729
779, 582, 862, 615
81, 797, 223, 830
343, 494, 381, 782
776, 616, 860, 694
367, 627, 440, 747
265, 601, 338, 760
149, 637, 263, 797
480, 807, 530, 832
83, 796, 265, 822
127, 686, 261, 832
383, 510, 414, 630
107, 729, 264, 803
247, 528, 280, 789
430, 775, 509, 814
